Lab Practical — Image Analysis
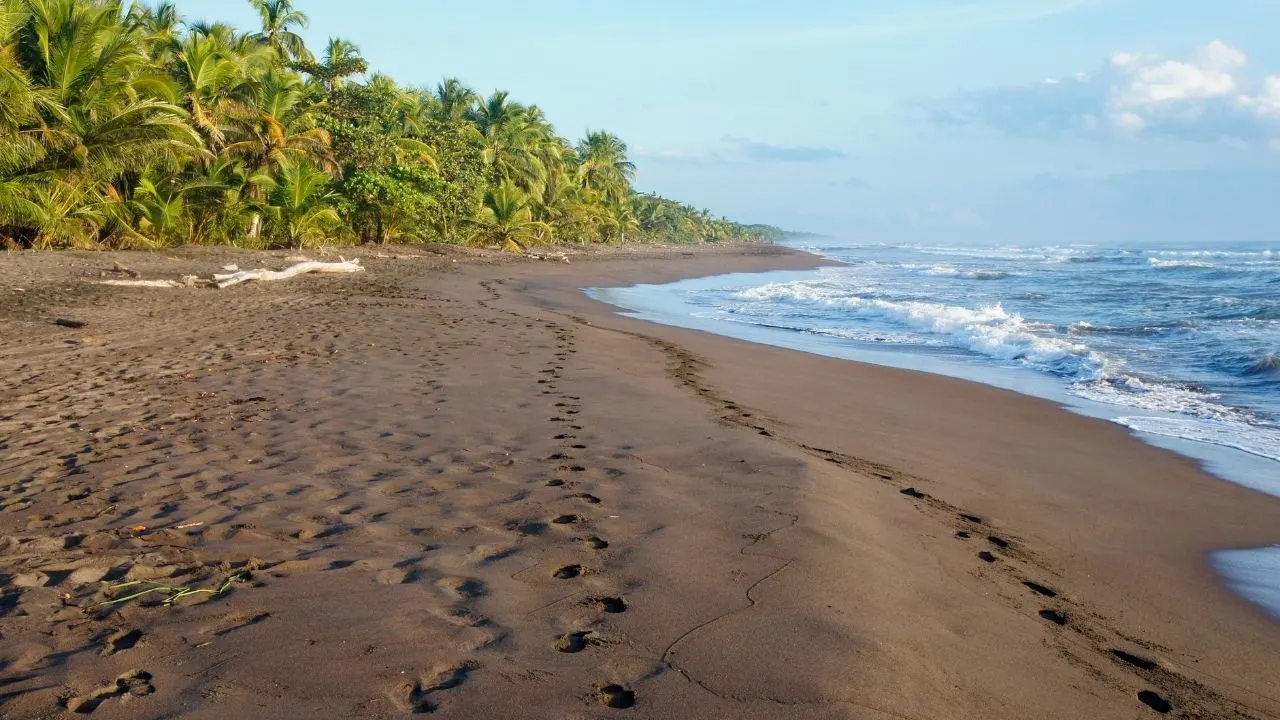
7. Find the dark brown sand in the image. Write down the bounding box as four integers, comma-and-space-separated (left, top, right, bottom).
0, 243, 1276, 719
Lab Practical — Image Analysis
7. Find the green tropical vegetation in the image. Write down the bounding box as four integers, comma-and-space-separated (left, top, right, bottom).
0, 0, 781, 250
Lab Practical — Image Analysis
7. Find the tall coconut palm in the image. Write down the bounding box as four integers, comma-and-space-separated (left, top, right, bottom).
224, 70, 332, 176
223, 69, 331, 237
433, 77, 478, 124
468, 91, 552, 195
576, 130, 635, 204
312, 37, 366, 91
127, 0, 182, 60
247, 0, 312, 63
165, 31, 253, 150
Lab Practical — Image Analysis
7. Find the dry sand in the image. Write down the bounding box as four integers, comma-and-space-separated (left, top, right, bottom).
0, 243, 1276, 719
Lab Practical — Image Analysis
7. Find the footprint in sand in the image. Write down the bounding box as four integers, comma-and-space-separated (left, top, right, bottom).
393, 663, 476, 714
505, 520, 548, 536
101, 628, 143, 656
597, 684, 636, 709
552, 514, 582, 525
575, 536, 609, 550
553, 565, 582, 579
64, 670, 154, 714
1137, 690, 1172, 714
1023, 581, 1058, 598
555, 631, 600, 653
438, 577, 486, 599
1111, 649, 1158, 671
569, 493, 601, 505
1039, 609, 1068, 626
587, 597, 627, 614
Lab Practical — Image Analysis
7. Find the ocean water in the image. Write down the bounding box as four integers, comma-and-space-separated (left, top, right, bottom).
588, 238, 1280, 617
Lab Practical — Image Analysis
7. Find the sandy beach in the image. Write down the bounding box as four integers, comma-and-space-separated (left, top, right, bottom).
0, 243, 1277, 719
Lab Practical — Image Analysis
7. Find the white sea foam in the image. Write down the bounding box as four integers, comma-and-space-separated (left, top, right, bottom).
736, 282, 1108, 377
1113, 416, 1280, 463
1213, 546, 1280, 619
1073, 377, 1251, 423
921, 264, 1015, 280
1148, 258, 1218, 269
1149, 248, 1275, 259
810, 326, 941, 345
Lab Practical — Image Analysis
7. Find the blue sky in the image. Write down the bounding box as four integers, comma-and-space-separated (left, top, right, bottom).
176, 0, 1280, 245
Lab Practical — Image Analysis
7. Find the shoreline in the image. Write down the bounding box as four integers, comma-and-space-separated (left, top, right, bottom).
586, 253, 1280, 499
580, 262, 1280, 620
0, 243, 1276, 719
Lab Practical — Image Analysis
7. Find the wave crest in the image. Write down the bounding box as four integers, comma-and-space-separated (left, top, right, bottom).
736, 282, 1108, 378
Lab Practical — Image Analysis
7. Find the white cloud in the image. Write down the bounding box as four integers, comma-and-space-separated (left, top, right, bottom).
1239, 76, 1280, 118
930, 40, 1280, 144
1197, 40, 1248, 71
1114, 111, 1147, 131
1110, 48, 1238, 107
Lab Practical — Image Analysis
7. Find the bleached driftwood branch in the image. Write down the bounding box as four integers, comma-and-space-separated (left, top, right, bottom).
99, 279, 184, 288
212, 259, 363, 289
95, 259, 365, 290
99, 275, 208, 288
525, 251, 570, 263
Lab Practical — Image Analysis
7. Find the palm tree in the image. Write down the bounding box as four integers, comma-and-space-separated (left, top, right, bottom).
179, 153, 265, 245
165, 31, 253, 150
223, 70, 332, 236
318, 37, 366, 90
124, 174, 191, 246
3, 0, 201, 246
248, 0, 312, 63
576, 130, 635, 204
0, 0, 43, 176
266, 160, 338, 247
433, 77, 479, 123
468, 91, 553, 195
468, 179, 548, 252
224, 71, 332, 176
14, 0, 202, 174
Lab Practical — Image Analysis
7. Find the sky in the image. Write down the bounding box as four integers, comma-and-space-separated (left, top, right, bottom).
175, 0, 1280, 245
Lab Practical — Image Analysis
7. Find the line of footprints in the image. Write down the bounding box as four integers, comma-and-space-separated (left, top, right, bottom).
537, 323, 636, 711
896, 486, 1176, 716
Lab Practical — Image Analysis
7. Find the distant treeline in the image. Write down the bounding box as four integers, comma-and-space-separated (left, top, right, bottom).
0, 0, 783, 250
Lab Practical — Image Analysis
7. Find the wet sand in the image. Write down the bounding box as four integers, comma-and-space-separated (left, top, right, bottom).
0, 243, 1277, 719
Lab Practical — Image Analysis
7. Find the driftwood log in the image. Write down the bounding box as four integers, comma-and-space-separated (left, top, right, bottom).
95, 259, 365, 289
212, 259, 364, 289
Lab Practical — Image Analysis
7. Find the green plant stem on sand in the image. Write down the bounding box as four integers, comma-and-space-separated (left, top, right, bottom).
94, 571, 250, 609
